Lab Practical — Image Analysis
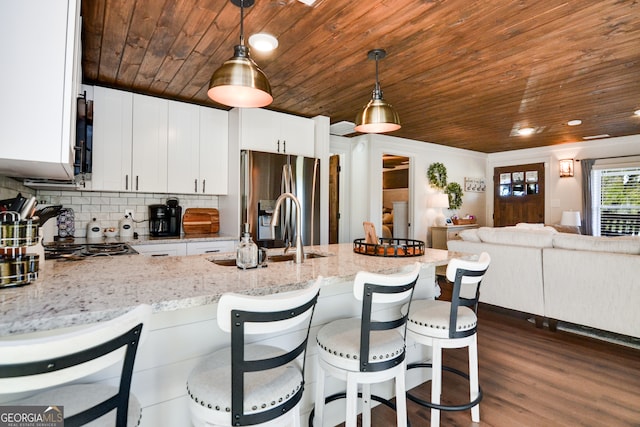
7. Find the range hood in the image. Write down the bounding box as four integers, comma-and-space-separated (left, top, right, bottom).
23, 175, 88, 191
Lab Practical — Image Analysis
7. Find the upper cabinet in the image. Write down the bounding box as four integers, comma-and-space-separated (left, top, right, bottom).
0, 0, 81, 180
92, 86, 228, 194
167, 102, 228, 195
91, 86, 133, 191
198, 107, 229, 195
132, 94, 168, 193
92, 89, 168, 192
238, 109, 314, 157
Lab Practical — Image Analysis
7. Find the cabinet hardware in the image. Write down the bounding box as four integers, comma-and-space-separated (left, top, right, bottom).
125, 175, 129, 190
204, 249, 220, 253
202, 179, 206, 193
136, 176, 139, 191
194, 179, 198, 193
151, 253, 169, 257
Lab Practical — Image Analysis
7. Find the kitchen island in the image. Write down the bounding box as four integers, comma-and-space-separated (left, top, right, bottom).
0, 243, 460, 426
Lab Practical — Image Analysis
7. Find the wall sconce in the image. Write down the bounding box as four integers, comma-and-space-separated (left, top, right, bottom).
559, 159, 574, 177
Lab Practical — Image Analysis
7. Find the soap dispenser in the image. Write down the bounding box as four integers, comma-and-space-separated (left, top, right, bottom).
236, 223, 258, 269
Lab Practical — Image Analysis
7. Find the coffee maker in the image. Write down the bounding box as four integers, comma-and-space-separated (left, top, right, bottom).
149, 198, 182, 237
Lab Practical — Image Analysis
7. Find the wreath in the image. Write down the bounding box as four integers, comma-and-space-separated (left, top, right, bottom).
446, 182, 464, 210
427, 162, 447, 190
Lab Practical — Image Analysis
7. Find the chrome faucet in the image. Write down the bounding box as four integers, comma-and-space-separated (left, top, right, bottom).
271, 192, 304, 263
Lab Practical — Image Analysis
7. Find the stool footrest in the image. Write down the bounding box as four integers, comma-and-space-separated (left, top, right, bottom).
309, 391, 411, 427
406, 362, 483, 412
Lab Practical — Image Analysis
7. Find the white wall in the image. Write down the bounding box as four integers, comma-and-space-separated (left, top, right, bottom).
338, 133, 487, 244
486, 134, 640, 226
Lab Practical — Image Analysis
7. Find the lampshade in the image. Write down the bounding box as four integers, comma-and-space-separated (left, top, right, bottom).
560, 211, 581, 227
429, 193, 450, 209
354, 49, 401, 133
207, 0, 273, 108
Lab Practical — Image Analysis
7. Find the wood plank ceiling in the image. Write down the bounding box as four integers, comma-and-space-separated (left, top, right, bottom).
81, 0, 640, 153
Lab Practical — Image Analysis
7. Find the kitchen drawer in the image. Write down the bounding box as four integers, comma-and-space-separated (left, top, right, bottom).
186, 240, 235, 255
132, 243, 187, 257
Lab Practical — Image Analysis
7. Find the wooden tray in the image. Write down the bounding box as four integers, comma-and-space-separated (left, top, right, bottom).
452, 218, 476, 225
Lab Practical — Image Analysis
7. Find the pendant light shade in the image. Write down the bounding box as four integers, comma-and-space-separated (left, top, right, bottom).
354, 49, 400, 133
207, 0, 273, 108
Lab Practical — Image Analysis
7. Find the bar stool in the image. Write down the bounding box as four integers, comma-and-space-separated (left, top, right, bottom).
404, 253, 491, 427
187, 277, 321, 427
312, 263, 421, 427
0, 304, 152, 427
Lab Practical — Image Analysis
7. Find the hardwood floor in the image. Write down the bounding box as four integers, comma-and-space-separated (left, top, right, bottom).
359, 282, 640, 426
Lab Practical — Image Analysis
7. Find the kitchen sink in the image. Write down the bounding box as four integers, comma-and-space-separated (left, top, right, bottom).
210, 252, 329, 267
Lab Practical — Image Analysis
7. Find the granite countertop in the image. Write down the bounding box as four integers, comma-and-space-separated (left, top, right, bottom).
0, 243, 457, 336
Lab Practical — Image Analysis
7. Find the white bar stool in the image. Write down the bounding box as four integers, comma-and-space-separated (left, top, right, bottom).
311, 262, 421, 427
0, 304, 152, 427
404, 252, 491, 426
186, 277, 321, 427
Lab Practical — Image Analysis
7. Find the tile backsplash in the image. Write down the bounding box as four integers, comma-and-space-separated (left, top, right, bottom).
36, 189, 219, 239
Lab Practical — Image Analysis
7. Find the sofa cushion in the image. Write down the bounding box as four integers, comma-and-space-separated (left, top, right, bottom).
477, 227, 555, 248
458, 228, 481, 242
552, 233, 640, 254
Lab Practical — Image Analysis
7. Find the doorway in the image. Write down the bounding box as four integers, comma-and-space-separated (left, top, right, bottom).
382, 154, 409, 238
493, 163, 545, 226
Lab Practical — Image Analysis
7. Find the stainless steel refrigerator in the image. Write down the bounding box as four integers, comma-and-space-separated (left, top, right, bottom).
241, 150, 321, 248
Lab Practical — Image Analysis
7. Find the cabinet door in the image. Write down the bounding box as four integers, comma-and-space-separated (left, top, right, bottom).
238, 108, 280, 153
280, 113, 315, 157
92, 86, 133, 191
167, 101, 200, 194
186, 240, 235, 255
199, 107, 229, 195
0, 0, 78, 180
132, 94, 168, 192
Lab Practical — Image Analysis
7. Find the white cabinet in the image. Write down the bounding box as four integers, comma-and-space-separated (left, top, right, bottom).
91, 86, 133, 191
186, 240, 235, 255
167, 103, 228, 195
167, 101, 199, 194
92, 91, 168, 193
132, 243, 186, 257
0, 0, 81, 180
132, 94, 168, 193
198, 107, 229, 195
238, 108, 314, 157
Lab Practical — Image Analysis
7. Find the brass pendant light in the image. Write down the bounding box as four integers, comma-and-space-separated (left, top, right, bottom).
354, 49, 401, 133
207, 0, 273, 108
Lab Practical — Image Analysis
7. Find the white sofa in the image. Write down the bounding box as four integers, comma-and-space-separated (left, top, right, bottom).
447, 226, 640, 338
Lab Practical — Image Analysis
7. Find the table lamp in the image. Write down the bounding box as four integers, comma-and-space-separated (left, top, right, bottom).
429, 193, 450, 227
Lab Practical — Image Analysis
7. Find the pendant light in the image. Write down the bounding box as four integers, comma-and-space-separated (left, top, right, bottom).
354, 49, 401, 133
207, 0, 273, 108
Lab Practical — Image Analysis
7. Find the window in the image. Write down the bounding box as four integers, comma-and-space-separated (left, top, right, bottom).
591, 166, 640, 236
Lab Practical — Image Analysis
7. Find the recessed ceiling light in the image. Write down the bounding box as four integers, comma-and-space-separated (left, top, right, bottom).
297, 0, 317, 5
567, 119, 582, 126
634, 109, 640, 116
517, 127, 535, 136
248, 33, 278, 52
